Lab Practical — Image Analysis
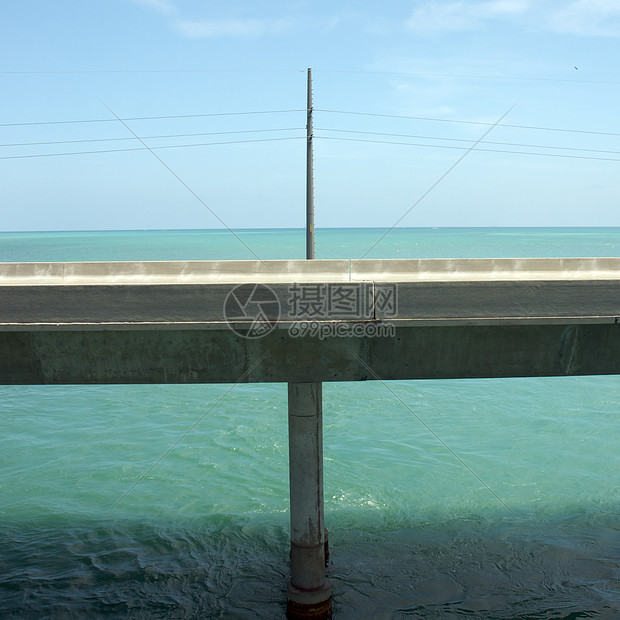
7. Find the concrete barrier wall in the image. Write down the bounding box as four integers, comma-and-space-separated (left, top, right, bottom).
2, 257, 620, 285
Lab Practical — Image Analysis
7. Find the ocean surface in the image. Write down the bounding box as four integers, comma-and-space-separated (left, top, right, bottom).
1, 227, 619, 619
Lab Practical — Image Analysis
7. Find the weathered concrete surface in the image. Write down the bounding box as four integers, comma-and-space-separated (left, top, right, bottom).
380, 280, 620, 324
287, 383, 330, 612
1, 280, 618, 330
1, 324, 619, 384
1, 279, 619, 328
1, 258, 619, 384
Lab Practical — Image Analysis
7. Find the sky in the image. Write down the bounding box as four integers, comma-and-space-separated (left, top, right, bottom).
2, 0, 620, 231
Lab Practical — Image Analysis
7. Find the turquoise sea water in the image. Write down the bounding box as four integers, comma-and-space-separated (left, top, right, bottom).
1, 228, 619, 619
2, 226, 620, 262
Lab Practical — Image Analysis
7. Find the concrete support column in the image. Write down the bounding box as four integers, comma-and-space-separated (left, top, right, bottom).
287, 382, 332, 619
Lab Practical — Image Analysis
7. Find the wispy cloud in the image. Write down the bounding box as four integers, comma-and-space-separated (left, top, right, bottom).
176, 17, 293, 38
406, 0, 620, 37
406, 1, 530, 34
130, 0, 292, 38
131, 0, 176, 16
551, 0, 620, 36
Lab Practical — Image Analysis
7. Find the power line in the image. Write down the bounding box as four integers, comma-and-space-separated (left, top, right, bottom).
316, 109, 620, 138
2, 107, 618, 163
0, 127, 304, 148
318, 135, 620, 163
0, 109, 305, 128
316, 127, 620, 157
1, 69, 304, 75
3, 107, 618, 139
0, 136, 304, 161
4, 133, 619, 164
3, 123, 616, 161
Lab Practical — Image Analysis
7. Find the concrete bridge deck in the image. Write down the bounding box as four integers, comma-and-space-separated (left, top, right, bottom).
2, 257, 619, 618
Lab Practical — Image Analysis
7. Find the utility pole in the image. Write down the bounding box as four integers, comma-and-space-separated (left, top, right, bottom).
287, 72, 332, 620
306, 68, 315, 260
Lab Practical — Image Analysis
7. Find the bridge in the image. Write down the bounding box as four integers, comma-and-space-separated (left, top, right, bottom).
2, 257, 620, 618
